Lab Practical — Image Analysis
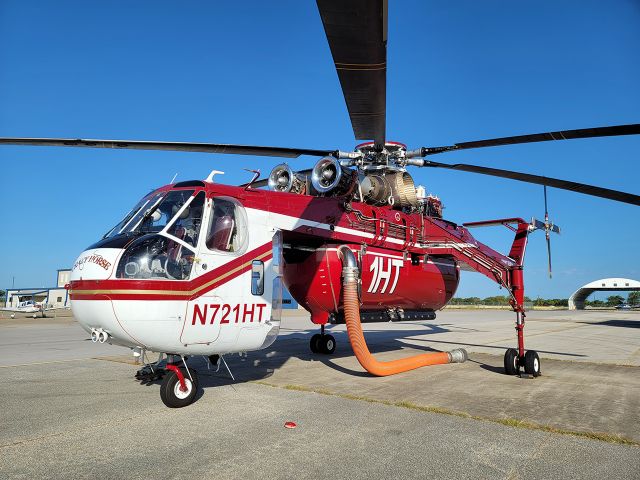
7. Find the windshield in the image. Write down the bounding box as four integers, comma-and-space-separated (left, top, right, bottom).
103, 191, 165, 239
133, 189, 195, 234
104, 189, 201, 238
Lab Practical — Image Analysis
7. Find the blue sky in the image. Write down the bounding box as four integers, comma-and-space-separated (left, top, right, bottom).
1, 0, 638, 298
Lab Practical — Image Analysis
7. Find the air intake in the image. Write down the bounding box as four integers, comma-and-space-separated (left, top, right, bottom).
268, 163, 306, 194
311, 157, 356, 195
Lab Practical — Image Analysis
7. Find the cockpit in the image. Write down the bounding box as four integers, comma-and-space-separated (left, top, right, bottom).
103, 187, 247, 281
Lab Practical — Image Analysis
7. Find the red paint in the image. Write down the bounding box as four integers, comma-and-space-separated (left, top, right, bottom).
189, 303, 267, 326
284, 422, 297, 429
283, 245, 458, 324
165, 364, 187, 392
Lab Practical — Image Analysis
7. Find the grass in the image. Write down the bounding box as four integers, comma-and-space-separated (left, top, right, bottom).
252, 381, 638, 446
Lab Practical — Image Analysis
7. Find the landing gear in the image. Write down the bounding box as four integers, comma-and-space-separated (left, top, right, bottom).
309, 325, 336, 354
504, 267, 541, 378
503, 349, 541, 377
524, 350, 541, 377
319, 334, 336, 354
310, 334, 322, 353
160, 365, 199, 408
504, 348, 519, 375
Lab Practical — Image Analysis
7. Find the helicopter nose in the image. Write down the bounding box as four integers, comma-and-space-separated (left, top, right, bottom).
69, 247, 138, 347
70, 248, 121, 282
72, 296, 138, 348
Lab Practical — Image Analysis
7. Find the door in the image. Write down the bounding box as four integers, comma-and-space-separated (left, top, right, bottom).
180, 196, 277, 349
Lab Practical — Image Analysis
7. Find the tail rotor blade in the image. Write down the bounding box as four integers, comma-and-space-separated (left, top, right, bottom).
546, 234, 553, 279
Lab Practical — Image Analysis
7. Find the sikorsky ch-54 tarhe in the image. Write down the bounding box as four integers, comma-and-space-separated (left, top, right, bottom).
1, 0, 639, 407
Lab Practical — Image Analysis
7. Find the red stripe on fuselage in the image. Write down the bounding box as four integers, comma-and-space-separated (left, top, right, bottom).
69, 242, 272, 301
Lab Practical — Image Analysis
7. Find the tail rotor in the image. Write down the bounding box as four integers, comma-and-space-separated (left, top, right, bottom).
531, 186, 561, 278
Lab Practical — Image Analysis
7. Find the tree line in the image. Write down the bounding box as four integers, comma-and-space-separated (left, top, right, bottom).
450, 291, 639, 307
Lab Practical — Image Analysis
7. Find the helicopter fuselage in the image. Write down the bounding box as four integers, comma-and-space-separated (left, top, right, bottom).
68, 180, 521, 357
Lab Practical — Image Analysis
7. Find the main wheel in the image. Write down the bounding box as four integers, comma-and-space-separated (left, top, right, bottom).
524, 350, 541, 377
504, 348, 519, 375
309, 334, 322, 353
320, 334, 336, 354
160, 368, 198, 408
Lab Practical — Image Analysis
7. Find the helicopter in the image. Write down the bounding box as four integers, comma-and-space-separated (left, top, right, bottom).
1, 0, 639, 408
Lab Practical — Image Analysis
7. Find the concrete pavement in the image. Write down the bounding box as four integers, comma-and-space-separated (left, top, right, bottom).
0, 309, 638, 479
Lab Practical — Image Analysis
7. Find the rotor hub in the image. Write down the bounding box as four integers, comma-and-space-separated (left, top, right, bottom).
345, 141, 409, 172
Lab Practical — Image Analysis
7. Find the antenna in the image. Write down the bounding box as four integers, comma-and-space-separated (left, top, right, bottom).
205, 170, 224, 183
243, 168, 261, 190
170, 173, 178, 184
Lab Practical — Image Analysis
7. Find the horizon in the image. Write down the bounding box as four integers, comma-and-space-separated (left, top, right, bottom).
1, 1, 639, 298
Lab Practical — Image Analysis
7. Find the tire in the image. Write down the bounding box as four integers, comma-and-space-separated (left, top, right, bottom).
504, 348, 519, 375
159, 368, 198, 408
310, 334, 322, 353
524, 350, 541, 377
321, 334, 336, 354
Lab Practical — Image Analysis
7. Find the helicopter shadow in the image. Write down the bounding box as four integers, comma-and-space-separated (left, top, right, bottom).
133, 323, 453, 396
189, 322, 454, 393
579, 319, 640, 329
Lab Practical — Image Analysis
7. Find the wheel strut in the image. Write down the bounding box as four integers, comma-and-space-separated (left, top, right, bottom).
165, 364, 187, 392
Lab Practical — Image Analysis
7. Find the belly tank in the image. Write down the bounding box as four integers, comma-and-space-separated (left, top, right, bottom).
283, 244, 459, 324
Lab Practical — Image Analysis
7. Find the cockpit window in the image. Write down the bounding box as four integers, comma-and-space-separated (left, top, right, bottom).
167, 191, 205, 247
134, 189, 195, 234
111, 189, 211, 281
103, 191, 164, 239
116, 234, 194, 280
205, 197, 248, 254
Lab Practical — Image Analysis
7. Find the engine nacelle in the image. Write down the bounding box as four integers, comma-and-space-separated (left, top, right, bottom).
359, 171, 418, 209
311, 157, 356, 196
268, 163, 306, 194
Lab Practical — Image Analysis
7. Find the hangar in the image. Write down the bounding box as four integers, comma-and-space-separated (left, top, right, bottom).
568, 278, 640, 310
4, 269, 71, 309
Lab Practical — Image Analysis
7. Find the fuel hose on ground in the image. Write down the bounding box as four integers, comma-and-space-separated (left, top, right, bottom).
337, 245, 467, 376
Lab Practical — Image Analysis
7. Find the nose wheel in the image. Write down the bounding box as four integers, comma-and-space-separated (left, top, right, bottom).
309, 325, 336, 354
160, 364, 199, 408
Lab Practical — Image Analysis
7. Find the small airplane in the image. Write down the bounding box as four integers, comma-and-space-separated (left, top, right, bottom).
0, 1, 638, 408
1, 300, 41, 318
0, 300, 67, 319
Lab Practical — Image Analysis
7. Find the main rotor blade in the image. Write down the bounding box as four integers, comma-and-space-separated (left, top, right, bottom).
419, 124, 640, 156
420, 160, 640, 206
317, 0, 387, 148
0, 138, 334, 159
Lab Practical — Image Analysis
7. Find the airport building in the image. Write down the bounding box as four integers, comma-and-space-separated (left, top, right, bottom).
568, 277, 640, 310
4, 269, 71, 309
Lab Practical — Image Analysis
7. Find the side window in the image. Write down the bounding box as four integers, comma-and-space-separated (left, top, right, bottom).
167, 191, 205, 247
205, 197, 248, 253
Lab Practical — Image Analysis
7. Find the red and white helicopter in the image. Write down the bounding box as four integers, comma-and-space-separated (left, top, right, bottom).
1, 0, 639, 407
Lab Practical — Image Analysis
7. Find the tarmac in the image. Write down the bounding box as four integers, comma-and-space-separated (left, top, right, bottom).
0, 308, 638, 479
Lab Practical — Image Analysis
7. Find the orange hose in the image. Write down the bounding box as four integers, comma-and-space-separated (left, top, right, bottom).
342, 281, 452, 376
